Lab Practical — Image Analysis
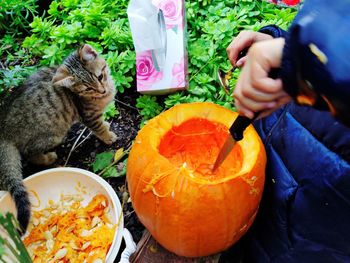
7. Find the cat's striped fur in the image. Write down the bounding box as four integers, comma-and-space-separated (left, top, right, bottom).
0, 44, 117, 232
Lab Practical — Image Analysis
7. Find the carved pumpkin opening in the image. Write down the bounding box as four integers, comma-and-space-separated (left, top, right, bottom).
158, 118, 243, 179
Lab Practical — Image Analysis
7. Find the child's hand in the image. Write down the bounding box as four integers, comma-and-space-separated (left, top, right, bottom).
234, 38, 291, 119
227, 31, 273, 67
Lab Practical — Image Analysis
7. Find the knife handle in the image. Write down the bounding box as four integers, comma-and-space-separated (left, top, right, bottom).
227, 48, 249, 74
229, 112, 260, 141
230, 68, 280, 141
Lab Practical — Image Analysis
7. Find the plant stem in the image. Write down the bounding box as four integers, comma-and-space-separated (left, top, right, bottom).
98, 145, 132, 177
189, 57, 218, 83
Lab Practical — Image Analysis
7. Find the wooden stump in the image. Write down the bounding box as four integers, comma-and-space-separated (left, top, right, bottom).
130, 230, 221, 263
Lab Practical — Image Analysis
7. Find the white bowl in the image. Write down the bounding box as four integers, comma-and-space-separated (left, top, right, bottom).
0, 167, 123, 263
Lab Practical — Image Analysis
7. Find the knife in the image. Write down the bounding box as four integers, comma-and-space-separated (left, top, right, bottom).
212, 69, 280, 172
212, 112, 260, 172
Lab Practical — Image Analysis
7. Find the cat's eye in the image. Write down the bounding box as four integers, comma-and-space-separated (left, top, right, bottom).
98, 74, 103, 82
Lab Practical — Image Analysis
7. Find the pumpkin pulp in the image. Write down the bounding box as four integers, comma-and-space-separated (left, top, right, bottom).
158, 118, 243, 179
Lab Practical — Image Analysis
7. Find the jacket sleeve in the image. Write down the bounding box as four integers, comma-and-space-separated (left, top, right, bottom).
259, 24, 287, 39
280, 0, 350, 107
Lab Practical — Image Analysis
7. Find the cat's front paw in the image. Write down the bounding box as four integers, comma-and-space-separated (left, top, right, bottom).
103, 121, 111, 130
102, 131, 117, 145
29, 152, 58, 166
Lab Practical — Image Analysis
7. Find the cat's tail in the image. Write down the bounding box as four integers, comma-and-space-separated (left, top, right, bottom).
0, 140, 31, 233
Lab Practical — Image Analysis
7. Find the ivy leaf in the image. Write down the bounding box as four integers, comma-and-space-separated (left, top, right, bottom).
92, 151, 114, 173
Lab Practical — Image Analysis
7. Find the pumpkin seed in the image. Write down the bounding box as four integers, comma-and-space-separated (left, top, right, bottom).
81, 229, 92, 237
62, 195, 73, 202
65, 224, 76, 233
44, 230, 53, 240
46, 239, 54, 251
91, 216, 101, 228
76, 210, 88, 219
39, 217, 47, 224
74, 196, 84, 202
50, 225, 58, 234
81, 241, 91, 250
54, 248, 67, 259
32, 217, 39, 226
70, 240, 79, 250
43, 210, 51, 218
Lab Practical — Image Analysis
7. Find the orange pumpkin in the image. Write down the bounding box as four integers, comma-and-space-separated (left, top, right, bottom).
127, 102, 266, 257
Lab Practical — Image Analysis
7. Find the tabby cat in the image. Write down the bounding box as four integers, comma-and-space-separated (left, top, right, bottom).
0, 44, 117, 233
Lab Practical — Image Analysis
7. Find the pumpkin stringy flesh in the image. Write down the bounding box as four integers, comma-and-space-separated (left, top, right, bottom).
23, 194, 116, 263
158, 118, 243, 178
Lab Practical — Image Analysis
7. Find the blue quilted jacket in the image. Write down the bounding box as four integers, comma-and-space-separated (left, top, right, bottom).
242, 0, 350, 262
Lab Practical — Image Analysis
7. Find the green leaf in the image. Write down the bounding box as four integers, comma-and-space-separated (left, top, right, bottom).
102, 166, 118, 178
48, 1, 61, 17
136, 95, 163, 122
0, 213, 32, 262
103, 102, 119, 120
92, 151, 114, 173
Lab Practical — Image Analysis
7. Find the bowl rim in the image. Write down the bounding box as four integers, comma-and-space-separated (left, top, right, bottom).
5, 167, 124, 263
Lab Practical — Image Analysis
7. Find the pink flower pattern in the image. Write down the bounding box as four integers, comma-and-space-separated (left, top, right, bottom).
136, 50, 163, 90
267, 0, 302, 6
171, 56, 186, 87
152, 0, 184, 29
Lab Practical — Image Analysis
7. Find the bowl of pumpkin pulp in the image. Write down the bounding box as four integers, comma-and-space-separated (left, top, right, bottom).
127, 102, 266, 257
0, 167, 123, 263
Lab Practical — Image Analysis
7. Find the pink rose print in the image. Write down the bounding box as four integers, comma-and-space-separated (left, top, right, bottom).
267, 0, 302, 6
136, 50, 163, 90
152, 0, 184, 29
171, 56, 186, 87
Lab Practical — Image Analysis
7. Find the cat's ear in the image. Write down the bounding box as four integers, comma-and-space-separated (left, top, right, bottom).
52, 65, 75, 88
79, 44, 97, 62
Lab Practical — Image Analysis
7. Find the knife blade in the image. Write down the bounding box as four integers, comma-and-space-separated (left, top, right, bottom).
212, 113, 259, 172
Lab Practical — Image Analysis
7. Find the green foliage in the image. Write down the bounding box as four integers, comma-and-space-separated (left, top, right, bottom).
103, 102, 119, 121
136, 95, 163, 126
136, 0, 298, 121
0, 213, 32, 262
92, 148, 128, 178
92, 151, 114, 173
186, 0, 296, 105
0, 0, 37, 35
0, 0, 297, 122
22, 0, 135, 94
0, 66, 36, 95
0, 0, 38, 94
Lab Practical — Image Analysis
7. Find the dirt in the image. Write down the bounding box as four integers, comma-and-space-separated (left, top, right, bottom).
22, 89, 146, 260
